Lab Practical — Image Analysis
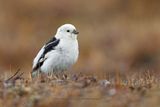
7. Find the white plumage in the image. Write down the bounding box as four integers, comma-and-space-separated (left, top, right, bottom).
32, 24, 79, 77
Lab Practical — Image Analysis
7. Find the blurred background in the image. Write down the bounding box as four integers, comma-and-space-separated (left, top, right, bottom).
0, 0, 160, 77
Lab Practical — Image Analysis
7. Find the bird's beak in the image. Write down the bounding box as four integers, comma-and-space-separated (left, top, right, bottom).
73, 30, 79, 34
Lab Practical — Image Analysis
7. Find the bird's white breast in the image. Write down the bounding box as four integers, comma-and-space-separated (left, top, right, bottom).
40, 39, 79, 73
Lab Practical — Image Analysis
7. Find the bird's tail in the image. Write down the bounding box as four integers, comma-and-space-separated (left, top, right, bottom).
31, 70, 40, 78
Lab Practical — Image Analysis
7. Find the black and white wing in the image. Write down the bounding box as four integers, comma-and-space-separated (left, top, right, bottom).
32, 37, 60, 71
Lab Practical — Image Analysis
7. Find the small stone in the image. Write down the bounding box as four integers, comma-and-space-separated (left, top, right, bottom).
99, 80, 111, 87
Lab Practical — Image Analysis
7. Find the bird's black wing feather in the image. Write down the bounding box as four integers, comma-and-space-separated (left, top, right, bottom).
43, 37, 60, 55
32, 37, 60, 71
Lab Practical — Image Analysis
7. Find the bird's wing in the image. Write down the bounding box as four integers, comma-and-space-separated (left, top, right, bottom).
32, 37, 60, 71
43, 37, 60, 56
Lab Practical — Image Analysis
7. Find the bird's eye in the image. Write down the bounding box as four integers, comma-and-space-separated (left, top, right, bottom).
67, 30, 70, 32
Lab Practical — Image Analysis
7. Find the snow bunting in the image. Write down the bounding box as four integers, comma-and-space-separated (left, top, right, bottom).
31, 24, 79, 77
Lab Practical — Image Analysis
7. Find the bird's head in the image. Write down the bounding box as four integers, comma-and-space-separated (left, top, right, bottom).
55, 24, 79, 40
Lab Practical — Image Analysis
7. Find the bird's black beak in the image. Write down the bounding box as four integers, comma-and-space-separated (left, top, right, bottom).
73, 30, 79, 34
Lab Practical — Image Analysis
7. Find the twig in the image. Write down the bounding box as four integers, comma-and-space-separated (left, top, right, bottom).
4, 68, 24, 83
5, 69, 20, 82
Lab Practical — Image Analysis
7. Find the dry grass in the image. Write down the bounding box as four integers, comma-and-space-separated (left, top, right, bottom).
0, 70, 159, 107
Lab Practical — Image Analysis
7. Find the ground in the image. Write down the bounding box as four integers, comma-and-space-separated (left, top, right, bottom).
0, 70, 160, 107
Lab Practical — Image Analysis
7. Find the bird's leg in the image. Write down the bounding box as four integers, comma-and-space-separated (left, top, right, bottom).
56, 71, 63, 80
53, 71, 66, 80
51, 71, 59, 80
61, 71, 68, 80
50, 70, 67, 81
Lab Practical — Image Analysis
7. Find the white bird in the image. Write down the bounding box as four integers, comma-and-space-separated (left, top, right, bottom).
31, 24, 79, 78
